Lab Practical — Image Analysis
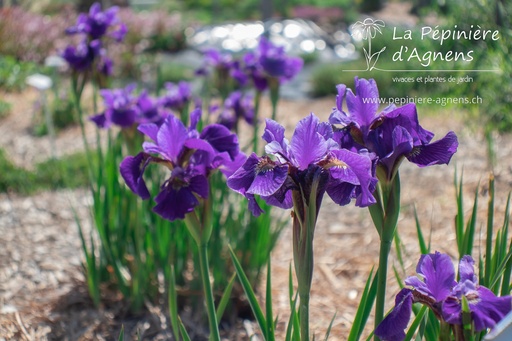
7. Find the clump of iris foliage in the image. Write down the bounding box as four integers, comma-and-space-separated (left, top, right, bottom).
56, 2, 512, 341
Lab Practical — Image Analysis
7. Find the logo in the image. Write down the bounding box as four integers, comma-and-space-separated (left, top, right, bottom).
346, 18, 501, 73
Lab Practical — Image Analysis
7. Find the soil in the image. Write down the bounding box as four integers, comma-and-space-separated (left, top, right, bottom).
1, 81, 512, 341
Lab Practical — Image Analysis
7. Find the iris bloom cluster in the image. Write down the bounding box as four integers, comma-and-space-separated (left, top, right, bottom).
120, 110, 242, 221
243, 36, 304, 92
329, 77, 458, 182
227, 113, 377, 216
62, 2, 127, 75
217, 90, 255, 131
161, 81, 193, 113
90, 84, 170, 129
375, 252, 512, 341
196, 37, 303, 97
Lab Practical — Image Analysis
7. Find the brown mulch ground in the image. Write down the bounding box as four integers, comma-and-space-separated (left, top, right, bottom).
1, 83, 512, 341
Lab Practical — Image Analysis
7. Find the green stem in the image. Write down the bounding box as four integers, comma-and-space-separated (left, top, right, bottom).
198, 242, 221, 341
299, 293, 310, 341
292, 172, 323, 341
252, 91, 262, 153
70, 74, 95, 184
374, 237, 392, 337
371, 172, 401, 340
269, 78, 280, 122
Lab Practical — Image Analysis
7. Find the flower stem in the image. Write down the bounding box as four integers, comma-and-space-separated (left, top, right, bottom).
198, 242, 221, 341
370, 172, 401, 340
269, 78, 280, 122
252, 91, 262, 153
374, 237, 392, 338
299, 293, 310, 341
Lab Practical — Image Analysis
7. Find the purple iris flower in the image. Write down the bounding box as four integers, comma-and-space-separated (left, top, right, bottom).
443, 256, 511, 332
375, 252, 512, 341
90, 84, 138, 128
227, 113, 376, 216
242, 51, 269, 92
136, 91, 168, 126
329, 78, 458, 181
161, 81, 192, 112
91, 86, 170, 129
63, 2, 126, 77
66, 2, 122, 40
256, 36, 303, 81
218, 91, 254, 130
61, 39, 101, 72
120, 112, 241, 221
195, 48, 234, 76
241, 37, 303, 92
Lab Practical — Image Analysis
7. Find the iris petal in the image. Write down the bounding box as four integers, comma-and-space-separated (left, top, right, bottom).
153, 186, 198, 221
156, 115, 188, 163
406, 131, 458, 167
375, 288, 413, 341
405, 252, 456, 302
345, 77, 379, 129
290, 113, 327, 169
119, 153, 151, 199
471, 287, 512, 332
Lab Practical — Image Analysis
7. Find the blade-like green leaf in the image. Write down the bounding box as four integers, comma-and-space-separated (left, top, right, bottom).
455, 169, 465, 255
324, 312, 337, 341
118, 325, 125, 341
168, 266, 181, 341
485, 174, 495, 286
403, 305, 427, 341
347, 267, 377, 341
179, 316, 192, 341
266, 258, 275, 341
413, 205, 429, 254
462, 185, 478, 258
216, 273, 236, 322
229, 246, 268, 341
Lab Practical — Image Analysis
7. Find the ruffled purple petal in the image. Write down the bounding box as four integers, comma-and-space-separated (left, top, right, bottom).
406, 131, 458, 167
375, 288, 413, 341
326, 149, 376, 207
90, 113, 108, 128
247, 162, 289, 197
470, 287, 511, 332
262, 183, 293, 209
219, 152, 247, 178
200, 124, 239, 160
290, 113, 328, 169
458, 255, 477, 284
138, 123, 160, 142
119, 153, 151, 199
383, 103, 434, 144
188, 174, 209, 199
247, 193, 264, 217
405, 252, 456, 302
157, 115, 188, 163
109, 108, 137, 127
442, 296, 462, 325
345, 77, 379, 129
153, 186, 198, 221
227, 153, 261, 194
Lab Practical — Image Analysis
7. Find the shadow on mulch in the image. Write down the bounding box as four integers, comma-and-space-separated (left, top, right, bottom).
46, 279, 256, 340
